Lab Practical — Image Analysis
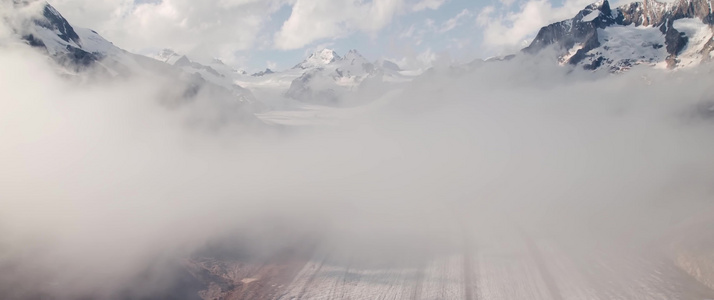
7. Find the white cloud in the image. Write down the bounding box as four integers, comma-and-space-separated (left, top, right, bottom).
49, 0, 450, 57
438, 8, 472, 33
412, 0, 448, 11
400, 24, 417, 39
49, 0, 290, 62
395, 8, 473, 49
499, 0, 517, 7
476, 0, 592, 52
390, 47, 453, 70
273, 0, 406, 50
273, 0, 448, 50
6, 7, 714, 295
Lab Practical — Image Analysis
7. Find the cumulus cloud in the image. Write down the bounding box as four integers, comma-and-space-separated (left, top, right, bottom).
48, 0, 449, 59
273, 0, 405, 50
48, 0, 289, 63
393, 9, 474, 58
273, 0, 448, 50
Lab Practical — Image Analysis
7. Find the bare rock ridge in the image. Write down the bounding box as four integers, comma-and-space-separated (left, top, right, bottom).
38, 4, 80, 45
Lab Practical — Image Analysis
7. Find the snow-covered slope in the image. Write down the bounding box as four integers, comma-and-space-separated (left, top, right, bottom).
4, 0, 141, 75
148, 49, 257, 104
3, 1, 262, 124
145, 46, 419, 107
523, 0, 714, 71
286, 49, 416, 104
293, 49, 341, 69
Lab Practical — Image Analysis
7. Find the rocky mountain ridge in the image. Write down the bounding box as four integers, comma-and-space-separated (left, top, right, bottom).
523, 0, 714, 71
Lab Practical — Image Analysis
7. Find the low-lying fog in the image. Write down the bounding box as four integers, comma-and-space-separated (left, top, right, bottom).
2, 41, 714, 299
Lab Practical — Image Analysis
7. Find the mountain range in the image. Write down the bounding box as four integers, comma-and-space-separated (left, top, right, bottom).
6, 0, 714, 111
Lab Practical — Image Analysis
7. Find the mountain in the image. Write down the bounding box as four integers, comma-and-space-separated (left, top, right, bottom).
5, 1, 262, 126
147, 47, 421, 107
523, 0, 714, 71
10, 1, 420, 108
286, 49, 374, 104
285, 49, 414, 104
149, 49, 257, 104
293, 49, 341, 69
10, 0, 137, 75
375, 59, 402, 72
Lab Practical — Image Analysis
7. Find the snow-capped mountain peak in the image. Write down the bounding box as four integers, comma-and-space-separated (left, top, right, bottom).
313, 48, 339, 63
6, 0, 132, 73
38, 3, 81, 46
294, 49, 341, 69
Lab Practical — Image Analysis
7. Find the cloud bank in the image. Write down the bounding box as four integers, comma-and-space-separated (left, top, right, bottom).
3, 30, 714, 299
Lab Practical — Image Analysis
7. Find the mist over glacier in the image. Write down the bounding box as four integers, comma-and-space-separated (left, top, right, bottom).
3, 21, 714, 298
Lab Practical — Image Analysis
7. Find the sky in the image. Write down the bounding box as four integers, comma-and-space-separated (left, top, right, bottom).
46, 0, 616, 72
46, 0, 600, 72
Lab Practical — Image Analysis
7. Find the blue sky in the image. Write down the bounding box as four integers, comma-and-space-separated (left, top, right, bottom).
237, 0, 490, 72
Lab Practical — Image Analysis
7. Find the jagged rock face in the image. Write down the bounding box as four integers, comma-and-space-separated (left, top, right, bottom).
12, 0, 80, 45
38, 4, 80, 45
524, 1, 614, 56
11, 1, 102, 71
8, 1, 156, 78
524, 0, 714, 71
617, 0, 670, 27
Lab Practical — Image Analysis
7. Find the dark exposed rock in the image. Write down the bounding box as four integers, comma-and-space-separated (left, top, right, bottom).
584, 56, 605, 69
15, 3, 104, 68
665, 27, 688, 55
251, 68, 274, 77
523, 0, 615, 57
38, 4, 80, 45
22, 34, 45, 48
